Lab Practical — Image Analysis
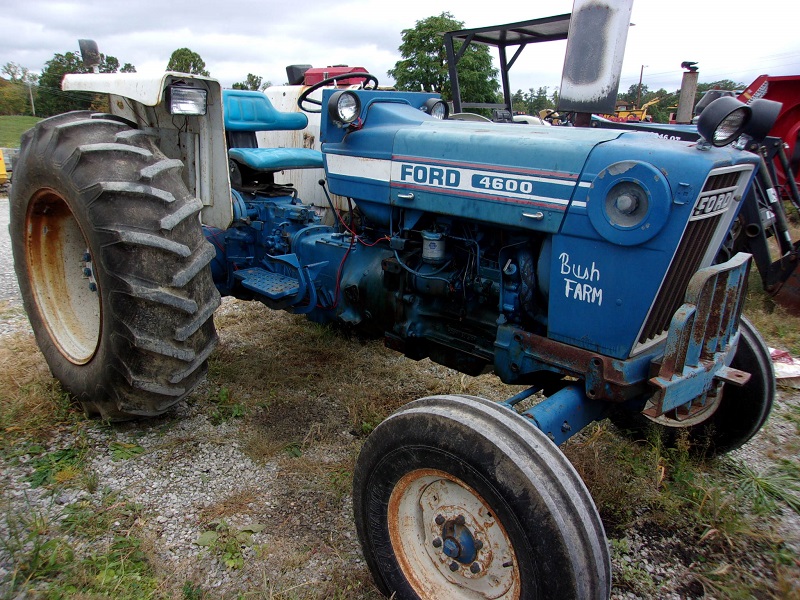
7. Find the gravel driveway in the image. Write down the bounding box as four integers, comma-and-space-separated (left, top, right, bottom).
0, 197, 20, 305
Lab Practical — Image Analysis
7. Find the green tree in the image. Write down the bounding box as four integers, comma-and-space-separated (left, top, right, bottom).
0, 62, 38, 115
511, 89, 526, 113
232, 73, 270, 91
388, 12, 499, 104
695, 79, 743, 94
36, 51, 132, 117
167, 48, 210, 76
527, 86, 553, 114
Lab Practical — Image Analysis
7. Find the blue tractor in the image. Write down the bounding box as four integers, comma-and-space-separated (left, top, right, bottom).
9, 47, 778, 600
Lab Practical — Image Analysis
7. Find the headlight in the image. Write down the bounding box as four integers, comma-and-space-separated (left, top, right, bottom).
423, 98, 449, 120
167, 85, 208, 115
696, 96, 752, 147
605, 182, 649, 228
587, 161, 670, 246
328, 91, 361, 125
741, 98, 782, 143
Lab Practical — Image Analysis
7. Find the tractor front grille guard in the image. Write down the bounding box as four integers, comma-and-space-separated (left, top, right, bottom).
643, 252, 752, 419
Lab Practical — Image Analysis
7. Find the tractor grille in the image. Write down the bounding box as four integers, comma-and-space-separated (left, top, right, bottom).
636, 167, 750, 348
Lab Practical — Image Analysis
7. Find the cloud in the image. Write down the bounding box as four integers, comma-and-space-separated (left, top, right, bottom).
2, 0, 798, 95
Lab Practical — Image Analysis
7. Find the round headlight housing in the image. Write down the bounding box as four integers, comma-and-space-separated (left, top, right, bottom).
696, 96, 752, 147
587, 161, 671, 246
328, 91, 361, 124
604, 182, 649, 228
423, 98, 449, 120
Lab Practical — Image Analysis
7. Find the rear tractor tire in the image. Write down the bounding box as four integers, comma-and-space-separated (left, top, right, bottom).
10, 111, 220, 419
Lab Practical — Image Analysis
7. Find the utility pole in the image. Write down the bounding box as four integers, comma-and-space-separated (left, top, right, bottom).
27, 81, 36, 117
676, 61, 699, 124
636, 65, 647, 109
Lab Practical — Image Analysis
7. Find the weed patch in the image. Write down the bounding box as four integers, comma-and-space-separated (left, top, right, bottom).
195, 520, 265, 570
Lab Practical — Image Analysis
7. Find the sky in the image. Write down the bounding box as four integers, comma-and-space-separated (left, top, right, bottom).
3, 0, 800, 100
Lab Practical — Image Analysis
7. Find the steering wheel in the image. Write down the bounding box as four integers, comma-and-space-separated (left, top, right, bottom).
297, 73, 379, 113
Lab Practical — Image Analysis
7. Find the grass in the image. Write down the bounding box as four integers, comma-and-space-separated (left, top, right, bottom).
565, 421, 800, 598
0, 115, 40, 147
1, 293, 799, 597
1, 491, 162, 598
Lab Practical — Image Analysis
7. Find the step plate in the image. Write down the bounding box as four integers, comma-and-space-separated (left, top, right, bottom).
235, 268, 299, 300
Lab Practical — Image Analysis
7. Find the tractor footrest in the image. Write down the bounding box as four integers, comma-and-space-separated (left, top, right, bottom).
235, 268, 300, 300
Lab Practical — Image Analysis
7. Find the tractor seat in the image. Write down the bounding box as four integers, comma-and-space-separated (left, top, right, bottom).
222, 89, 323, 173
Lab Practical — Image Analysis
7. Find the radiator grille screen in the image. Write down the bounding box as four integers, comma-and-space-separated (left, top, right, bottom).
637, 170, 744, 346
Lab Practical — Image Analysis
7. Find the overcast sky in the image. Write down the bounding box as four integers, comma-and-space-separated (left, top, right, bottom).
3, 0, 799, 98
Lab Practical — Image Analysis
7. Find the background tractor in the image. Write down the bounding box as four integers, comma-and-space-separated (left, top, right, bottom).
8, 3, 781, 598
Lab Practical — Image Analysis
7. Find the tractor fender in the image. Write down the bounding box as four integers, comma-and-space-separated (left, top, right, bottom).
64, 71, 221, 107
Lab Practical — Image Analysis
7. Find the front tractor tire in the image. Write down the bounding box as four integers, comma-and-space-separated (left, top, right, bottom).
354, 395, 611, 600
612, 316, 774, 456
10, 111, 220, 420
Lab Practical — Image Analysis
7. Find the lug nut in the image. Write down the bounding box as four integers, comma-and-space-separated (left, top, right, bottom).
455, 515, 465, 525
474, 540, 483, 550
449, 562, 459, 572
470, 562, 481, 574
432, 537, 442, 548
83, 268, 92, 277
89, 283, 97, 292
435, 514, 445, 525
82, 252, 91, 262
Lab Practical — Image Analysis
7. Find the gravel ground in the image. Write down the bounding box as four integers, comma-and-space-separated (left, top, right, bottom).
0, 197, 18, 302
1, 192, 798, 598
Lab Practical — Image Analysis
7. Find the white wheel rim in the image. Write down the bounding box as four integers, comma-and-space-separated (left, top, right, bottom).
647, 385, 724, 427
387, 468, 520, 599
26, 189, 101, 364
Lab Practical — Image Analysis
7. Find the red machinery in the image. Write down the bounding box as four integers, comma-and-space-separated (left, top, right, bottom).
739, 74, 800, 190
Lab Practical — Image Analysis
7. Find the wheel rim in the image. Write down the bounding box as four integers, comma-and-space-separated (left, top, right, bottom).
387, 468, 520, 599
646, 384, 724, 427
26, 189, 101, 364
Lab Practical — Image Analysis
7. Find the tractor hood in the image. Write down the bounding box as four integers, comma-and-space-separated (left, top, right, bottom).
323, 96, 624, 233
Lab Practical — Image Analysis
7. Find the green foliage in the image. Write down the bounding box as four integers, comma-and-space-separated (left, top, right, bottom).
27, 447, 85, 488
182, 581, 207, 599
0, 115, 41, 146
1, 494, 159, 598
232, 73, 270, 91
36, 50, 136, 117
512, 86, 559, 116
726, 459, 800, 515
195, 520, 265, 569
209, 386, 245, 424
110, 440, 146, 461
167, 48, 210, 76
388, 12, 499, 104
614, 78, 746, 123
0, 63, 38, 116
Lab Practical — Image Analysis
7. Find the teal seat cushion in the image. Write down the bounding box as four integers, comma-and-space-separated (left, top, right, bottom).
223, 89, 308, 132
228, 148, 323, 171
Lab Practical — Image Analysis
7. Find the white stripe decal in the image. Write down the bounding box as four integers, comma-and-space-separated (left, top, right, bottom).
326, 155, 586, 209
325, 154, 392, 182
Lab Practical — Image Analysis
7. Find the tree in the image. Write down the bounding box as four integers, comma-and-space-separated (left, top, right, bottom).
36, 51, 134, 117
695, 79, 743, 94
0, 62, 38, 115
167, 48, 210, 76
388, 12, 498, 105
232, 73, 270, 91
511, 89, 526, 113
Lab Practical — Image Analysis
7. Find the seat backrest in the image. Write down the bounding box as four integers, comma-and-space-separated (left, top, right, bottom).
222, 89, 308, 133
